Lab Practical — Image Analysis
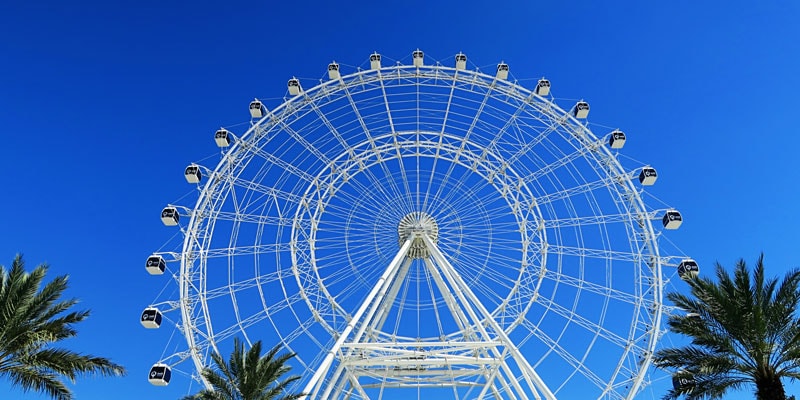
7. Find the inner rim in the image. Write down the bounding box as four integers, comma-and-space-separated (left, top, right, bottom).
289, 132, 547, 338
397, 212, 439, 259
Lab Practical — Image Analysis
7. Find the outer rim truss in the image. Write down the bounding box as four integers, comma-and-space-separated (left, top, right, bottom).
155, 55, 669, 400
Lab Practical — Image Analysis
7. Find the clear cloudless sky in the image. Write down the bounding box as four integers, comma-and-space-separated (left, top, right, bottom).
1, 1, 799, 399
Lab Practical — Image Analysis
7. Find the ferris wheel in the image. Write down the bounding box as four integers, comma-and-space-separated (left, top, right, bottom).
141, 50, 690, 400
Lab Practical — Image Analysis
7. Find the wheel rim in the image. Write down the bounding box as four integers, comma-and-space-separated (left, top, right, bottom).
151, 55, 672, 400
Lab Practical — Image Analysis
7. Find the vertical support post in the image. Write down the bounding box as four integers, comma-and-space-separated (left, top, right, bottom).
372, 258, 413, 332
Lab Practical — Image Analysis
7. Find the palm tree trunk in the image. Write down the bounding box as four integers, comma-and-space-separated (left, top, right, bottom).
756, 374, 786, 400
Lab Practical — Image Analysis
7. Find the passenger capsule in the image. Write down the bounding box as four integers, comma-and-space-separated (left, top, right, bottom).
370, 53, 381, 70
678, 259, 700, 280
140, 307, 163, 329
161, 207, 179, 226
184, 164, 201, 184
412, 50, 424, 67
145, 255, 166, 275
535, 78, 551, 96
288, 78, 302, 96
609, 130, 626, 149
249, 99, 266, 119
148, 363, 172, 386
215, 128, 232, 147
662, 209, 683, 230
496, 63, 509, 80
455, 53, 467, 70
328, 62, 340, 80
639, 167, 657, 186
573, 101, 590, 119
672, 372, 695, 392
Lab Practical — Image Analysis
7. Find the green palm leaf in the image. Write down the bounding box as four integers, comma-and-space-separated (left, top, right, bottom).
0, 255, 125, 400
184, 337, 303, 400
654, 254, 800, 400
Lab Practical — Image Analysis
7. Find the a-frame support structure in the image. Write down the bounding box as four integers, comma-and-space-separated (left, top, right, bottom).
301, 222, 556, 400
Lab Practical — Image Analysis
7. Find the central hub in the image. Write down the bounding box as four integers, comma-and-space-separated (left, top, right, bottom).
398, 212, 439, 259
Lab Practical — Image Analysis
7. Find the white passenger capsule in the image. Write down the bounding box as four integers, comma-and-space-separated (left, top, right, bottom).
145, 255, 166, 275
215, 128, 232, 147
609, 130, 626, 149
672, 372, 694, 392
639, 167, 657, 186
496, 63, 509, 80
573, 101, 590, 119
249, 99, 266, 119
328, 62, 340, 80
160, 207, 179, 226
370, 53, 381, 70
662, 209, 683, 230
288, 78, 302, 96
535, 78, 551, 96
678, 259, 699, 280
140, 307, 162, 329
184, 164, 201, 184
148, 363, 172, 386
455, 53, 467, 70
412, 50, 424, 67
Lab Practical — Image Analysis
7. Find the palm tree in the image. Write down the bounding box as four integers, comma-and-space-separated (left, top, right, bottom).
654, 254, 800, 400
0, 255, 126, 400
184, 338, 303, 400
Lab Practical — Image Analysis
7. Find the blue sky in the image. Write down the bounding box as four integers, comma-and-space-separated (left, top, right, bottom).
2, 1, 800, 399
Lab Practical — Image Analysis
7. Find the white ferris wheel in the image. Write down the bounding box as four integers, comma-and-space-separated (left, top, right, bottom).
141, 50, 693, 400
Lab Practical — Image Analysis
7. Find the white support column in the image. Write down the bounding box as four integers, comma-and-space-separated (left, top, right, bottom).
349, 374, 370, 400
325, 367, 350, 400
423, 258, 469, 334
321, 259, 415, 400
302, 238, 415, 399
321, 259, 414, 400
372, 257, 413, 332
476, 352, 505, 400
422, 234, 557, 400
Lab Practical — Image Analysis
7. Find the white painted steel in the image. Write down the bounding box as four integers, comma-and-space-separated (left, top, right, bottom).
146, 52, 682, 400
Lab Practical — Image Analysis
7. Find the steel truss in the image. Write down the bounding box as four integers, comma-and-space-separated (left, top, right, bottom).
303, 233, 555, 400
144, 52, 684, 400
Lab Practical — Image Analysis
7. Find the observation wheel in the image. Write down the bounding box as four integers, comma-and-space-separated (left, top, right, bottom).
142, 51, 685, 400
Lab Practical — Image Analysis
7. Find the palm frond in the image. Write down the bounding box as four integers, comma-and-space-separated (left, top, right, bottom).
0, 255, 125, 400
191, 338, 302, 400
655, 254, 798, 400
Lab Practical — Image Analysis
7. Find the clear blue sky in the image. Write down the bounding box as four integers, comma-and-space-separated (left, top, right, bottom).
2, 1, 799, 399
